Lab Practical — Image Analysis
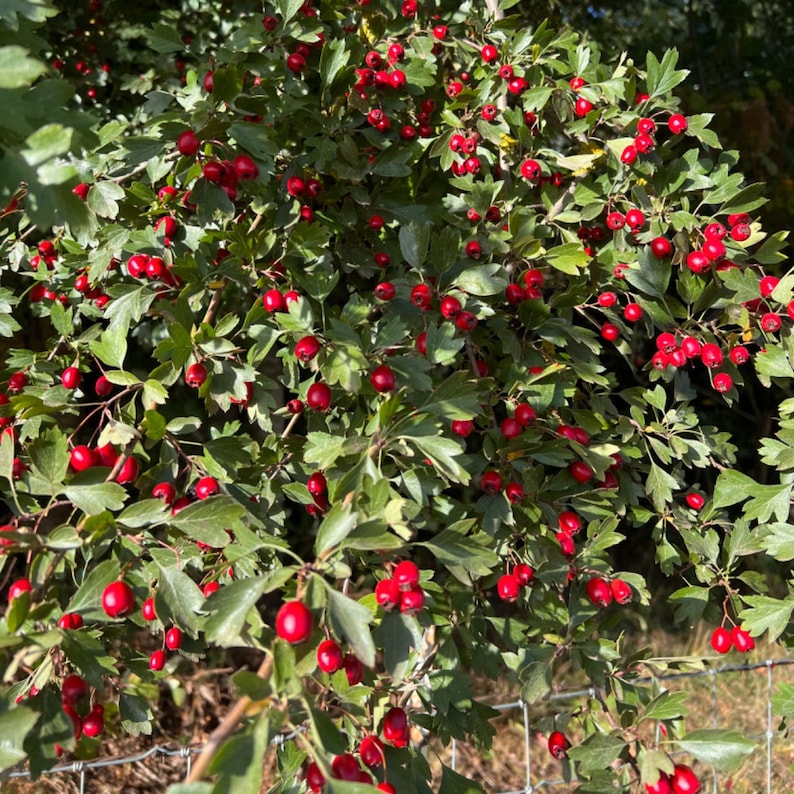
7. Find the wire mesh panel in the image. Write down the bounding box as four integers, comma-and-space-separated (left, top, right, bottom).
5, 658, 793, 793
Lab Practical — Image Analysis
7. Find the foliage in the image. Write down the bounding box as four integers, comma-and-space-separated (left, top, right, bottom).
0, 1, 793, 792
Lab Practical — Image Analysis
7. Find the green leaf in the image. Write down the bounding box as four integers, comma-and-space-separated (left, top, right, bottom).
399, 221, 431, 268
276, 0, 304, 22
119, 692, 154, 737
418, 523, 498, 582
418, 370, 485, 420
645, 462, 678, 510
771, 682, 794, 718
27, 430, 69, 494
169, 496, 245, 548
738, 595, 794, 643
645, 48, 689, 97
451, 264, 508, 296
148, 22, 185, 53
519, 660, 552, 704
324, 585, 376, 668
86, 180, 125, 219
0, 46, 46, 88
208, 712, 270, 794
544, 242, 588, 274
755, 345, 794, 386
315, 503, 357, 557
641, 691, 689, 722
64, 475, 128, 515
61, 631, 118, 688
675, 729, 754, 770
0, 706, 39, 773
760, 523, 794, 561
204, 571, 293, 646
117, 498, 170, 528
567, 732, 626, 773
90, 324, 128, 369
438, 765, 487, 794
320, 38, 349, 99
625, 249, 671, 299
406, 433, 470, 485
155, 565, 206, 633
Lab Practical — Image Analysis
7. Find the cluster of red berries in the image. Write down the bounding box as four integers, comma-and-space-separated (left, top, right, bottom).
710, 624, 755, 654
585, 575, 633, 608
496, 563, 534, 602
303, 707, 408, 792
374, 560, 426, 616
505, 267, 545, 305
61, 674, 105, 742
141, 596, 185, 670
645, 763, 701, 794
650, 331, 738, 393
316, 639, 364, 684
69, 441, 138, 484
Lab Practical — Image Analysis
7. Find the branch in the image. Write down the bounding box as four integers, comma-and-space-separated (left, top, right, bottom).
187, 653, 273, 782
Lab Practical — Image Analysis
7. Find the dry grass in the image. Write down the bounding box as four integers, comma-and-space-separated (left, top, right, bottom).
4, 625, 793, 793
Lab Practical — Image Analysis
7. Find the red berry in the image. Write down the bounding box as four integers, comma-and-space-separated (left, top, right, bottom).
186, 362, 207, 388
393, 560, 420, 591
263, 289, 285, 313
382, 707, 409, 748
513, 563, 534, 585
480, 470, 503, 494
730, 223, 751, 242
275, 600, 313, 644
116, 456, 139, 485
713, 372, 733, 393
500, 417, 523, 440
306, 382, 332, 411
601, 323, 619, 341
152, 482, 176, 504
668, 114, 688, 134
685, 492, 705, 510
671, 764, 701, 794
165, 626, 183, 650
651, 237, 673, 258
61, 674, 88, 705
645, 773, 673, 794
195, 476, 220, 499
710, 626, 731, 654
142, 597, 156, 621
586, 577, 613, 608
305, 762, 325, 793
102, 580, 135, 618
399, 585, 425, 616
370, 364, 396, 393
61, 367, 82, 390
610, 579, 632, 605
359, 734, 385, 768
374, 282, 395, 301
149, 650, 166, 671
497, 573, 520, 602
451, 419, 474, 438
505, 481, 525, 504
317, 639, 344, 673
69, 445, 98, 472
730, 625, 755, 653
547, 730, 569, 759
625, 208, 645, 229
520, 159, 542, 180
569, 461, 593, 483
375, 577, 400, 611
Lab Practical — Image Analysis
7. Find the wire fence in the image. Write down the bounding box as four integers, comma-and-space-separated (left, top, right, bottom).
6, 657, 794, 794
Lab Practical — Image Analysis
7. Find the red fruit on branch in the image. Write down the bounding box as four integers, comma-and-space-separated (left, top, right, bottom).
275, 600, 313, 644
102, 581, 135, 618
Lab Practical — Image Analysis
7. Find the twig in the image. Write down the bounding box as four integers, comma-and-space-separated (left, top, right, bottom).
187, 653, 273, 782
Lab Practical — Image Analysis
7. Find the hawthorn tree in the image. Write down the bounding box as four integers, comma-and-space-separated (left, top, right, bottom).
1, 1, 793, 793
